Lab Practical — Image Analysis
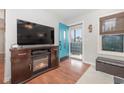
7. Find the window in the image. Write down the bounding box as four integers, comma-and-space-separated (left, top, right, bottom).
102, 35, 123, 52
102, 18, 116, 33
71, 29, 82, 42
100, 12, 124, 53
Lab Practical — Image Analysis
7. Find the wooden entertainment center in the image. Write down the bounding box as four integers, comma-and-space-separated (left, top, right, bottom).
10, 45, 59, 84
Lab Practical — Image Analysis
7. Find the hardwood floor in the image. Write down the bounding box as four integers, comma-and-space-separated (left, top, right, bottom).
0, 57, 90, 84
27, 59, 90, 84
0, 54, 4, 84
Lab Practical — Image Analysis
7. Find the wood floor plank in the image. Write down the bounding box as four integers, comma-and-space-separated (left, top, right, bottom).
0, 54, 4, 84
27, 59, 90, 84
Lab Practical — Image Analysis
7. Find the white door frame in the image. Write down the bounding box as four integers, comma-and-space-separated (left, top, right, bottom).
68, 21, 84, 62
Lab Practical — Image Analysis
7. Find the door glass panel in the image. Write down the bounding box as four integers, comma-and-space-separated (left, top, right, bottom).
64, 31, 66, 48
70, 28, 82, 60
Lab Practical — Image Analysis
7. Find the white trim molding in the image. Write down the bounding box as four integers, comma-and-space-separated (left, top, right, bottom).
83, 59, 95, 66
97, 32, 124, 57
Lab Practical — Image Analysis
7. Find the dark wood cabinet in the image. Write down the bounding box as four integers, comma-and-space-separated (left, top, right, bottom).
11, 49, 32, 84
51, 47, 59, 67
10, 45, 59, 84
96, 57, 124, 78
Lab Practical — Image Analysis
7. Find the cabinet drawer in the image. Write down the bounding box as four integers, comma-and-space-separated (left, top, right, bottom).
96, 61, 124, 78
11, 50, 31, 58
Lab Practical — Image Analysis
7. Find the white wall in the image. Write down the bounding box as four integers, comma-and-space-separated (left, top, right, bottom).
0, 9, 4, 19
5, 9, 60, 82
65, 9, 124, 65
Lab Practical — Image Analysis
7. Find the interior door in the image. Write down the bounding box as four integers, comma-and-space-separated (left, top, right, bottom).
59, 23, 69, 59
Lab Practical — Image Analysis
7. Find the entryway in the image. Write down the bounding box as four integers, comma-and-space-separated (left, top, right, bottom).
69, 23, 83, 60
59, 22, 83, 61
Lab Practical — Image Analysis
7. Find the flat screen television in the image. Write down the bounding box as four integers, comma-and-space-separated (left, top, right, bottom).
102, 35, 123, 52
17, 19, 54, 45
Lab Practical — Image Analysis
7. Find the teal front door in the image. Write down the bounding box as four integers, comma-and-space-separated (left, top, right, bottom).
59, 23, 69, 59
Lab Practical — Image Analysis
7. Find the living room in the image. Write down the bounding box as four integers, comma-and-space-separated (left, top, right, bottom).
0, 9, 124, 84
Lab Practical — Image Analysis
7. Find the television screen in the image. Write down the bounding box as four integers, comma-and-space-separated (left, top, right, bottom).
17, 19, 54, 45
102, 35, 123, 52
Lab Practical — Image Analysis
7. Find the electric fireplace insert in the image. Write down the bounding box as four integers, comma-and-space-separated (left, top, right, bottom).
31, 49, 51, 74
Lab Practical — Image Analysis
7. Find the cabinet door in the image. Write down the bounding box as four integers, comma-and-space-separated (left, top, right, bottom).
11, 50, 32, 84
51, 47, 59, 67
